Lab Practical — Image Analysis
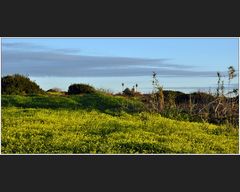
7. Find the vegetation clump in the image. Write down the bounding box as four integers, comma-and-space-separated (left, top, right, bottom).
47, 87, 62, 92
1, 74, 45, 95
123, 88, 135, 96
1, 66, 238, 154
68, 83, 96, 95
2, 106, 238, 154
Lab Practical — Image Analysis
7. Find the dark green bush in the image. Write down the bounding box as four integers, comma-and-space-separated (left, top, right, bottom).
68, 83, 96, 94
123, 88, 134, 96
1, 74, 45, 95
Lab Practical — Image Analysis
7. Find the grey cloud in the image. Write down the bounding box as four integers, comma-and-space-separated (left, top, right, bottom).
2, 42, 81, 54
54, 48, 81, 54
2, 45, 222, 78
3, 42, 45, 49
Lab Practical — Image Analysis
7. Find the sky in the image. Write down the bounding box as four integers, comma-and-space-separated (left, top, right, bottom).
1, 38, 239, 93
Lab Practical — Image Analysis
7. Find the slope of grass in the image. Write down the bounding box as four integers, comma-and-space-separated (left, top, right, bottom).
1, 93, 145, 114
1, 105, 238, 154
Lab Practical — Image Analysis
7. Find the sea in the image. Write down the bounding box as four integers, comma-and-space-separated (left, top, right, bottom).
30, 75, 238, 95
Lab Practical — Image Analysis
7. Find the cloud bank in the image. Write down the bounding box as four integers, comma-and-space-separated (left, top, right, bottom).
2, 42, 224, 77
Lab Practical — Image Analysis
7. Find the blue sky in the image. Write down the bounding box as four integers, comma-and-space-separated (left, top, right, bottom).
1, 38, 239, 93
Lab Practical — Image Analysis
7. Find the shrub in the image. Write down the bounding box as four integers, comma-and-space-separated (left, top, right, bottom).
191, 92, 215, 104
1, 74, 45, 95
96, 88, 113, 95
68, 83, 96, 95
47, 87, 62, 92
123, 88, 134, 96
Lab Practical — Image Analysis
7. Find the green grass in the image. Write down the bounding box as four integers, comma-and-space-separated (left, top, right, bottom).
46, 91, 64, 96
1, 94, 239, 154
1, 93, 144, 114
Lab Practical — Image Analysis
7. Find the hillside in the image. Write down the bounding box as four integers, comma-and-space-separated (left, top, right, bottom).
1, 94, 238, 154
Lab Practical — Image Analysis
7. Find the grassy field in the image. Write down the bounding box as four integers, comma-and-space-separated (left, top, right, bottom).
1, 94, 239, 154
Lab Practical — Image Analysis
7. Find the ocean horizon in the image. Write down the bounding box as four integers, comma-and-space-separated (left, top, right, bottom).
29, 75, 238, 94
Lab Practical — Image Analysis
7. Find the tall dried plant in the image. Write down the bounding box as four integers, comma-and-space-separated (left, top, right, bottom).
151, 71, 164, 112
